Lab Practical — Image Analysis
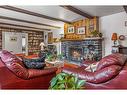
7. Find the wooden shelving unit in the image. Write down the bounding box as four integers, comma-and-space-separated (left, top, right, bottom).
28, 32, 44, 55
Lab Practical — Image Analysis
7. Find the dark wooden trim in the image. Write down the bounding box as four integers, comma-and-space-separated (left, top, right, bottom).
0, 16, 61, 29
0, 5, 71, 24
60, 5, 94, 19
0, 22, 51, 31
123, 6, 127, 13
0, 26, 44, 32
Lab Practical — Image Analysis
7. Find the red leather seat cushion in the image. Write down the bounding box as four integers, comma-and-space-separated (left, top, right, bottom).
97, 53, 127, 70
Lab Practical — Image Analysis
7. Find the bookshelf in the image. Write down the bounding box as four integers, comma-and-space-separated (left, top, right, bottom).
28, 32, 44, 55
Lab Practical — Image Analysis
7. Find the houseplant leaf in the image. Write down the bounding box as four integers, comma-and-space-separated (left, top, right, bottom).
76, 80, 85, 89
49, 72, 85, 90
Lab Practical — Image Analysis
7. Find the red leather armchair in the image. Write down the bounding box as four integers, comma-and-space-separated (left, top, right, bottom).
63, 53, 127, 89
0, 50, 57, 89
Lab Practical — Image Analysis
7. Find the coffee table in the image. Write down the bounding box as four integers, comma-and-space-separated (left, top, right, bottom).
45, 60, 79, 73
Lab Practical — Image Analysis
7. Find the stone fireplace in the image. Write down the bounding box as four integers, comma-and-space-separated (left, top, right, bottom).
61, 38, 103, 65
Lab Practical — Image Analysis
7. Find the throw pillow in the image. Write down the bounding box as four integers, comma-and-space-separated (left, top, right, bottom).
23, 58, 46, 69
85, 62, 99, 72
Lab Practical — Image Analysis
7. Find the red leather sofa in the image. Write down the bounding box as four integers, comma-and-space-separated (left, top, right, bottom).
63, 53, 127, 89
0, 50, 57, 89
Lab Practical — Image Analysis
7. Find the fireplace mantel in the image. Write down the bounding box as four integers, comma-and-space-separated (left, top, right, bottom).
61, 37, 103, 42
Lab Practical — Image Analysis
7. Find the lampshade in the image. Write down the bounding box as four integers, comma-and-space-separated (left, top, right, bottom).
111, 33, 118, 41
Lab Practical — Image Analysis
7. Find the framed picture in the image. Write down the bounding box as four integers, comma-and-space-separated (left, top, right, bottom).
68, 26, 75, 33
10, 36, 17, 42
77, 27, 86, 34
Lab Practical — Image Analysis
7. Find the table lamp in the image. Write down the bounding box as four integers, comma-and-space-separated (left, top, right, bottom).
111, 33, 118, 46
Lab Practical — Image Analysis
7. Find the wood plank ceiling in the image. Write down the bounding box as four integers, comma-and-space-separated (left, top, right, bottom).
0, 5, 124, 32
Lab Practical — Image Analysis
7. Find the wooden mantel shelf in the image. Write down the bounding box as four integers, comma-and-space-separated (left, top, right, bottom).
61, 37, 104, 42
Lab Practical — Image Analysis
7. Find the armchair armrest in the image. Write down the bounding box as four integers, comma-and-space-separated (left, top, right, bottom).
78, 65, 121, 84
80, 60, 97, 68
28, 67, 57, 79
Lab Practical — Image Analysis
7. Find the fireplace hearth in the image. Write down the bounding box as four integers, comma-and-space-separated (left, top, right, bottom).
61, 38, 103, 65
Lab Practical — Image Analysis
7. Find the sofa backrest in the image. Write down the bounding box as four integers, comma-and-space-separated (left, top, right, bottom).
0, 50, 28, 79
96, 53, 127, 71
0, 50, 24, 65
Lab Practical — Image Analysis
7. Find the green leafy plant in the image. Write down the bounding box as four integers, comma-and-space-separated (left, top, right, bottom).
46, 54, 57, 61
49, 72, 85, 90
57, 53, 64, 60
46, 53, 64, 62
91, 30, 99, 37
91, 30, 103, 37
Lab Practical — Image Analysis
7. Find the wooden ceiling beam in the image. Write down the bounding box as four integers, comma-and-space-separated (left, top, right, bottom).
0, 5, 71, 24
60, 5, 94, 19
0, 22, 51, 31
0, 16, 61, 29
123, 6, 127, 13
0, 26, 44, 32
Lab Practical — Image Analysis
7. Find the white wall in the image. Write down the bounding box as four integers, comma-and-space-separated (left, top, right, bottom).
100, 12, 127, 56
2, 32, 28, 54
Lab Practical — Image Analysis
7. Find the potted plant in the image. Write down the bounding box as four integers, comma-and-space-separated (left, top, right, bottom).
90, 30, 99, 37
91, 30, 102, 37
49, 72, 85, 90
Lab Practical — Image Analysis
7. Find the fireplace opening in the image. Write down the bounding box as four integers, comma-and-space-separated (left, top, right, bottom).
69, 47, 83, 62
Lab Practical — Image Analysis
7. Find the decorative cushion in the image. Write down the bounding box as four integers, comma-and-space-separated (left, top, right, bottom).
0, 50, 25, 67
97, 53, 127, 71
85, 62, 99, 72
23, 58, 46, 69
93, 65, 122, 83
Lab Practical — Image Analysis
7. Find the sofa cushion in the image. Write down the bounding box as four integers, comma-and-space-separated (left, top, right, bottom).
0, 50, 25, 67
93, 65, 122, 83
97, 53, 127, 71
85, 62, 99, 72
23, 58, 46, 69
5, 62, 28, 79
64, 65, 121, 84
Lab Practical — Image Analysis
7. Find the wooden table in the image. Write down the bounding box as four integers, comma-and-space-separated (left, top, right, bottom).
45, 60, 79, 74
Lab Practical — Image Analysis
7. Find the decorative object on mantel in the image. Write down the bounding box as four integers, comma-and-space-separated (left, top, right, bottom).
119, 35, 125, 40
111, 33, 118, 46
90, 30, 100, 37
